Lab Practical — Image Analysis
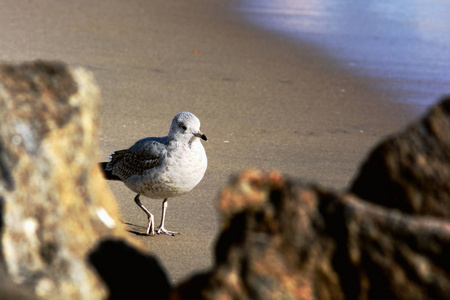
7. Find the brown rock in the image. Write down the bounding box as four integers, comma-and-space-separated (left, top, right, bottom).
173, 170, 450, 299
350, 97, 450, 217
0, 61, 168, 299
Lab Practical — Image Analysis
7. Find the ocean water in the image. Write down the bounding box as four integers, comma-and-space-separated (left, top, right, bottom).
238, 0, 450, 108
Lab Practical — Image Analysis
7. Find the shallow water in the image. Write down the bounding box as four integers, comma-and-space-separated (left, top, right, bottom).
238, 0, 450, 108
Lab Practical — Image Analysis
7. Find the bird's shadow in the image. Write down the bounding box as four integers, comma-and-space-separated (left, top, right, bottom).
127, 230, 151, 236
122, 221, 150, 236
122, 221, 143, 227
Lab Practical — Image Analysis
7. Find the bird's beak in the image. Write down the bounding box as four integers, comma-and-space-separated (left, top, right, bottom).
195, 131, 207, 141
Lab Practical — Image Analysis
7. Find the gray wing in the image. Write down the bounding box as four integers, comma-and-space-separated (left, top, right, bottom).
106, 137, 168, 181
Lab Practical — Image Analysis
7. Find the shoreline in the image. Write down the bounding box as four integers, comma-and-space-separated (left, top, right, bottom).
236, 0, 450, 112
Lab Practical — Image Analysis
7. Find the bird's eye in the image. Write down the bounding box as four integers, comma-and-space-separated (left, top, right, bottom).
180, 124, 187, 131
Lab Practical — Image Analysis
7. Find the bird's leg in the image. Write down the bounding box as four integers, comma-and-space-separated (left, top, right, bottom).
134, 194, 155, 236
156, 198, 179, 236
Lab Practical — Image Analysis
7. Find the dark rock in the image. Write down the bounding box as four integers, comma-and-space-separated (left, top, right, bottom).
0, 61, 143, 299
89, 239, 170, 300
350, 97, 450, 217
172, 169, 450, 299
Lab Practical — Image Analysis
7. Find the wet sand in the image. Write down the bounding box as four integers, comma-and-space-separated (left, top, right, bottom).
0, 0, 425, 283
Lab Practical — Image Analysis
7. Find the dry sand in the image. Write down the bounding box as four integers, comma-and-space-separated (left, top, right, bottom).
1, 0, 423, 283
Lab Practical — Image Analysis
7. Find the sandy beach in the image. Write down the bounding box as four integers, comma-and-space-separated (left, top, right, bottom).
0, 0, 430, 283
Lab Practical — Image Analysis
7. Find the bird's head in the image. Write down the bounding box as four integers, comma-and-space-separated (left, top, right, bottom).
169, 112, 207, 143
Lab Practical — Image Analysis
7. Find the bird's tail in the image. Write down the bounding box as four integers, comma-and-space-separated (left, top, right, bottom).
99, 162, 122, 181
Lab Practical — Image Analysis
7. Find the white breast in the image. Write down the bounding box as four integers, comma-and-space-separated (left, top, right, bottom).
124, 140, 207, 199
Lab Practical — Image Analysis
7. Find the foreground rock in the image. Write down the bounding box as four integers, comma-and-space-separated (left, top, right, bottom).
173, 99, 450, 299
351, 98, 450, 217
0, 61, 169, 299
174, 169, 450, 299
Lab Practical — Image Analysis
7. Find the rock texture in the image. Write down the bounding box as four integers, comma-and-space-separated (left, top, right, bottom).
173, 98, 450, 299
0, 61, 168, 299
350, 98, 450, 217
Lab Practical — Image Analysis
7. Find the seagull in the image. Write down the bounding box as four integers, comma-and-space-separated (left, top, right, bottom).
100, 112, 207, 236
